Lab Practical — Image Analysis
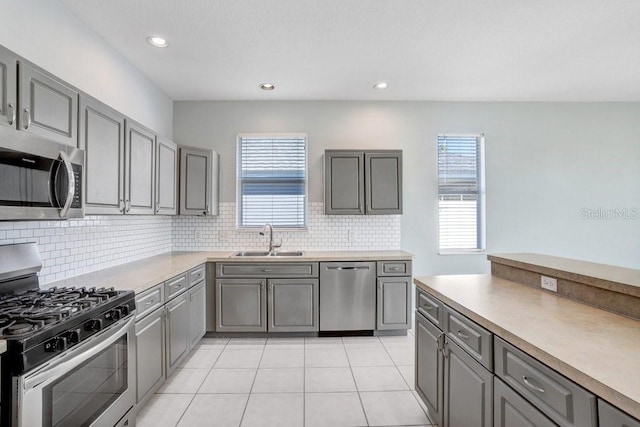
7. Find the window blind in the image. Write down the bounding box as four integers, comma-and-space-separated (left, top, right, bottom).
237, 135, 307, 228
437, 135, 484, 251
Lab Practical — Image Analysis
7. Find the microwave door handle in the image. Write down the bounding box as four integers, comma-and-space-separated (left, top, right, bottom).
58, 151, 75, 218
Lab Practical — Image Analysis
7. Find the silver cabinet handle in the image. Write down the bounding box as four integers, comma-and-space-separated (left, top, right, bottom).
326, 266, 370, 271
269, 283, 273, 292
155, 201, 160, 214
7, 103, 15, 125
456, 330, 469, 340
119, 199, 125, 213
23, 108, 31, 129
125, 199, 131, 213
522, 376, 545, 393
58, 151, 75, 218
144, 300, 155, 306
262, 269, 272, 273
261, 281, 265, 291
423, 304, 433, 311
170, 283, 182, 288
388, 267, 401, 271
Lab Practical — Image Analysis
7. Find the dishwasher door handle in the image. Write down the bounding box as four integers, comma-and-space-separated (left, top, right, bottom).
325, 266, 370, 271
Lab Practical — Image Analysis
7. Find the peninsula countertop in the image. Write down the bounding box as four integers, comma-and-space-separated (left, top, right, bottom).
414, 273, 640, 420
45, 250, 413, 294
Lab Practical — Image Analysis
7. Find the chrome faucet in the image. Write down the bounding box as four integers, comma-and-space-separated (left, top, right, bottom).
260, 223, 282, 254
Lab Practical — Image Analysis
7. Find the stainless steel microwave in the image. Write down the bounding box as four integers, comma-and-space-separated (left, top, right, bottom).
0, 126, 84, 220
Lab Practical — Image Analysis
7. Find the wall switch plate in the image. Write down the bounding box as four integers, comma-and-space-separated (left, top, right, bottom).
541, 275, 558, 292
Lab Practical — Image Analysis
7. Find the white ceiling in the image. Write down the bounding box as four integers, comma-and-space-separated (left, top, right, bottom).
61, 0, 640, 102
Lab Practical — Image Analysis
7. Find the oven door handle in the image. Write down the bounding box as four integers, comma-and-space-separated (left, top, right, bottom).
58, 151, 75, 219
22, 316, 134, 392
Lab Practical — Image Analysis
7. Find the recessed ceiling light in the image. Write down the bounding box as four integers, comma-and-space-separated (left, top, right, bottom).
373, 82, 388, 90
146, 36, 168, 48
260, 83, 275, 91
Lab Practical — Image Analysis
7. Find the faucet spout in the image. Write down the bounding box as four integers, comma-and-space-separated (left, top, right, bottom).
259, 223, 281, 254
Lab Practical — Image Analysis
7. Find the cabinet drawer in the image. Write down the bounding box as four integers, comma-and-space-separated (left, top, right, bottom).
416, 289, 442, 328
494, 377, 556, 427
494, 337, 597, 427
216, 263, 319, 278
135, 285, 164, 319
189, 264, 205, 286
165, 273, 188, 300
443, 305, 493, 371
598, 399, 640, 427
377, 260, 412, 276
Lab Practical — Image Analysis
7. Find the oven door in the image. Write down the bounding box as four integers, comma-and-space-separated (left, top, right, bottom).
16, 316, 136, 427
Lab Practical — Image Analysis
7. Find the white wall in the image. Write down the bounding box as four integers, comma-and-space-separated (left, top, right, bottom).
174, 101, 640, 275
0, 0, 173, 137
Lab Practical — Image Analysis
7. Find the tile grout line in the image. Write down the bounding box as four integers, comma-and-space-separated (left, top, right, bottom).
237, 341, 266, 427
344, 336, 372, 427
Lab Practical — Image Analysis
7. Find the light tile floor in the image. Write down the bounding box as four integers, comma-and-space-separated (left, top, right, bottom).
137, 330, 434, 427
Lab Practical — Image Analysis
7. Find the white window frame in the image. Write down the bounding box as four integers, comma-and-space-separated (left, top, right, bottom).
236, 133, 309, 230
437, 133, 486, 254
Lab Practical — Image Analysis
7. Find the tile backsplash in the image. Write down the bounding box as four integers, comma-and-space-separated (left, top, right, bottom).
172, 202, 401, 251
0, 202, 400, 285
0, 216, 173, 285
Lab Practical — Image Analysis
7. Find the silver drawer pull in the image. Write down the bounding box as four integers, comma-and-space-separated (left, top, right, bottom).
388, 267, 401, 271
262, 269, 272, 272
423, 304, 433, 311
170, 283, 182, 288
456, 330, 469, 340
326, 266, 370, 271
144, 300, 154, 305
522, 376, 545, 393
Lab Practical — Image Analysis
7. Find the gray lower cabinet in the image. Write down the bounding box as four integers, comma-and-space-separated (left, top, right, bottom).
494, 377, 556, 427
444, 338, 493, 427
125, 120, 156, 215
156, 136, 178, 215
376, 276, 411, 330
268, 278, 319, 332
135, 306, 165, 405
324, 150, 403, 215
166, 292, 190, 375
79, 95, 126, 215
216, 278, 267, 332
18, 61, 78, 147
415, 311, 444, 426
0, 46, 17, 128
179, 146, 219, 216
599, 399, 640, 427
188, 280, 207, 347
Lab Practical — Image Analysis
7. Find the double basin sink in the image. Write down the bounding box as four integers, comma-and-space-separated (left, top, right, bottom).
234, 251, 304, 257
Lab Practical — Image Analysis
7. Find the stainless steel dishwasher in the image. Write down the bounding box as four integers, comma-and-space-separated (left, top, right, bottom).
320, 261, 376, 331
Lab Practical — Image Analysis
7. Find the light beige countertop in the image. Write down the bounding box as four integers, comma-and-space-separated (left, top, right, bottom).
414, 274, 640, 420
45, 250, 413, 294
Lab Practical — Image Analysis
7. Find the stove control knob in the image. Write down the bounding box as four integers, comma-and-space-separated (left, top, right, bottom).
45, 337, 67, 352
85, 319, 103, 332
120, 305, 130, 316
111, 308, 122, 320
64, 329, 81, 344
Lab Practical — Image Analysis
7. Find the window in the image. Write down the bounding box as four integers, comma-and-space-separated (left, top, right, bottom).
236, 134, 308, 229
437, 134, 485, 252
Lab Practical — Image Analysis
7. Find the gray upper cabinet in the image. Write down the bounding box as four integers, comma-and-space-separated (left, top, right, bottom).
268, 278, 319, 332
188, 280, 206, 348
324, 150, 364, 214
376, 277, 411, 330
179, 146, 219, 216
156, 137, 178, 215
216, 278, 267, 332
125, 120, 156, 215
0, 47, 17, 129
416, 311, 444, 426
18, 61, 78, 147
79, 95, 126, 215
365, 151, 402, 214
165, 292, 190, 376
444, 338, 493, 427
325, 150, 402, 215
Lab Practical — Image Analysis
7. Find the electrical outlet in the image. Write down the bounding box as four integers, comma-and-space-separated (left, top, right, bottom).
541, 275, 558, 292
348, 229, 355, 242
194, 231, 203, 242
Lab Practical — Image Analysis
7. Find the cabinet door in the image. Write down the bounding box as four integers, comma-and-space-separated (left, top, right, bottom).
156, 137, 178, 215
188, 281, 206, 348
268, 278, 319, 332
324, 150, 364, 214
166, 293, 190, 376
125, 120, 155, 215
18, 62, 78, 147
0, 47, 17, 128
216, 279, 267, 332
494, 377, 556, 427
365, 151, 402, 214
135, 307, 165, 405
79, 95, 126, 215
444, 338, 493, 427
415, 312, 444, 426
179, 146, 213, 216
599, 399, 640, 427
377, 277, 411, 330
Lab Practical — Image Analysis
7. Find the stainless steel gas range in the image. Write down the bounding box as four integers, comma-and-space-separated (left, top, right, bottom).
0, 243, 136, 427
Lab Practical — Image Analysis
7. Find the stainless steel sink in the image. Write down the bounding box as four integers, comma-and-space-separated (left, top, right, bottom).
233, 250, 304, 257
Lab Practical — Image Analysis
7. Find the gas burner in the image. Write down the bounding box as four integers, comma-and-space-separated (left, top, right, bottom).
7, 323, 36, 335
